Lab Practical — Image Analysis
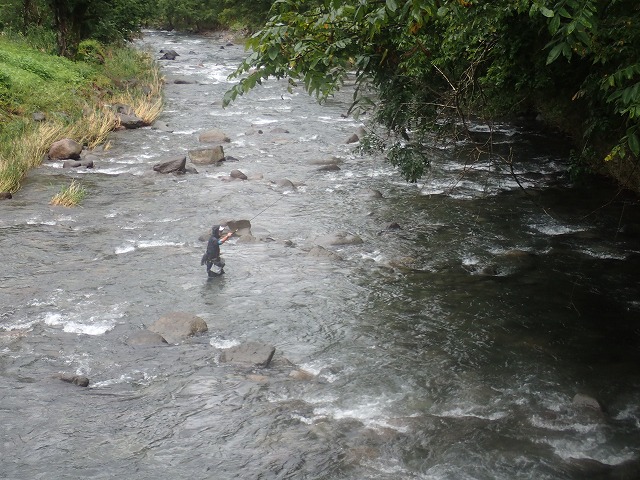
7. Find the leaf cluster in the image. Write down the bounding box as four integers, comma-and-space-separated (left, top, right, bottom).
225, 0, 640, 183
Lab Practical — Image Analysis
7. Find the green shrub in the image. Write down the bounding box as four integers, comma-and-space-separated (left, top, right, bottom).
77, 39, 106, 64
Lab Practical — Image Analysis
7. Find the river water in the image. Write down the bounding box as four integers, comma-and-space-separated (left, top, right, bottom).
1, 30, 640, 479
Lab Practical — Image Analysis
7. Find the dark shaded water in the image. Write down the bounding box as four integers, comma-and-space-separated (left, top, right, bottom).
1, 31, 640, 479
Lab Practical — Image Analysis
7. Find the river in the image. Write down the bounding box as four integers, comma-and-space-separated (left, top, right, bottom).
1, 30, 639, 480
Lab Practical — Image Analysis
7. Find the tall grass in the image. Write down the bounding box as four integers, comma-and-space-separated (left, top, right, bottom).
0, 37, 163, 194
50, 179, 86, 206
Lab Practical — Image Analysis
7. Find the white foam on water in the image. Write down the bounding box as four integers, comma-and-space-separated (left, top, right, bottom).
251, 118, 279, 125
115, 244, 135, 254
90, 370, 157, 388
27, 217, 56, 226
614, 404, 640, 428
529, 219, 585, 236
312, 395, 410, 432
436, 406, 508, 421
209, 336, 241, 349
115, 240, 184, 254
539, 436, 637, 466
43, 311, 117, 335
529, 414, 600, 434
579, 248, 627, 260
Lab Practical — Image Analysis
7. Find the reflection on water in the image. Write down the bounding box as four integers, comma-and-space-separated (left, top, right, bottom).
0, 30, 639, 480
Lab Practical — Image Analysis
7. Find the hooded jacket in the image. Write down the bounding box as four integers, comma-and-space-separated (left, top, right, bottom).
201, 225, 222, 265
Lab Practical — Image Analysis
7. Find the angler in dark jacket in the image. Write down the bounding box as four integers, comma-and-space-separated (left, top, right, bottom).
201, 225, 233, 277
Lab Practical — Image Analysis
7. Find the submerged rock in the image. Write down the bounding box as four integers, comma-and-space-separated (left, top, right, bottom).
148, 312, 208, 344
55, 374, 90, 387
126, 330, 168, 346
220, 342, 276, 368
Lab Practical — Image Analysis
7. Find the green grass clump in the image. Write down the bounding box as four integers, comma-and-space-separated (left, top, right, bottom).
50, 179, 87, 206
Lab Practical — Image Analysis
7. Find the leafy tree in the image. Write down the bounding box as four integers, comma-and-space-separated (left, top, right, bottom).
225, 0, 640, 186
0, 0, 154, 57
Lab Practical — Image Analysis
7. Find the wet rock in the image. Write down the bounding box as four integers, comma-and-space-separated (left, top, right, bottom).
126, 330, 169, 346
153, 156, 186, 174
229, 169, 248, 180
148, 312, 208, 344
49, 138, 82, 160
308, 245, 343, 261
274, 179, 296, 192
220, 342, 276, 368
159, 49, 179, 60
369, 189, 384, 198
0, 192, 12, 200
174, 78, 195, 85
55, 373, 90, 387
387, 222, 402, 230
117, 113, 146, 129
345, 133, 359, 144
63, 159, 94, 169
63, 160, 82, 168
223, 219, 252, 237
198, 129, 230, 143
270, 127, 289, 134
189, 145, 225, 165
316, 164, 341, 172
572, 393, 604, 412
309, 157, 343, 166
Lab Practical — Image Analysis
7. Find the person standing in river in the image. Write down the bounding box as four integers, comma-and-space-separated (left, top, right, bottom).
201, 225, 233, 277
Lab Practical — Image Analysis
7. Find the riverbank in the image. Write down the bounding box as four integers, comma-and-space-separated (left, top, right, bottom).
0, 36, 163, 196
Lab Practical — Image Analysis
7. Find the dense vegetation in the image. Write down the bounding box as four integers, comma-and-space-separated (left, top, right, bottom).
0, 3, 163, 194
225, 0, 640, 191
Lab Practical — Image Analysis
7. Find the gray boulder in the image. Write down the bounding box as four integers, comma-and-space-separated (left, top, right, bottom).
572, 393, 604, 412
153, 156, 187, 174
148, 312, 208, 344
230, 169, 247, 180
220, 342, 276, 368
55, 373, 90, 387
126, 330, 168, 346
118, 113, 146, 129
159, 49, 179, 60
49, 138, 82, 160
189, 145, 225, 165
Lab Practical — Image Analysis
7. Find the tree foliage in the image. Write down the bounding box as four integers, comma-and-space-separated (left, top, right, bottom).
226, 0, 640, 182
0, 0, 154, 57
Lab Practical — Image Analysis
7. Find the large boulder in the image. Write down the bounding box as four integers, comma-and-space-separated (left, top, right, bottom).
49, 138, 82, 160
189, 146, 225, 165
219, 342, 276, 368
148, 312, 208, 344
153, 156, 187, 174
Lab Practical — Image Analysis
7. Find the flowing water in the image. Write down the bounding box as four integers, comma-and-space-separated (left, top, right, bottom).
1, 31, 640, 479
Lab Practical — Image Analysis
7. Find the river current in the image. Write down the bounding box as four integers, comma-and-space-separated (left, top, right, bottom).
1, 31, 640, 479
